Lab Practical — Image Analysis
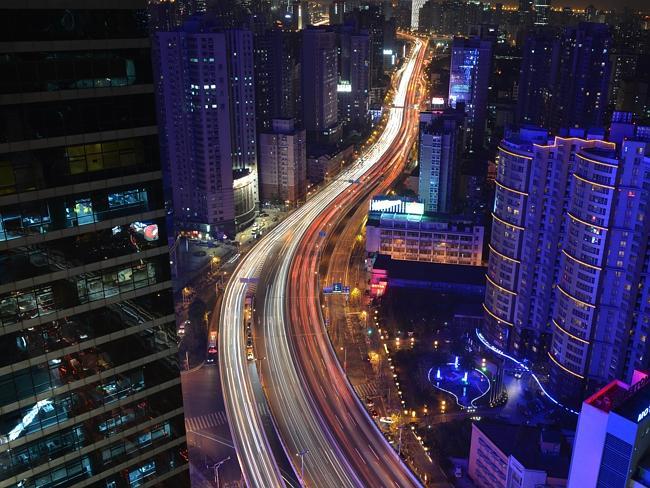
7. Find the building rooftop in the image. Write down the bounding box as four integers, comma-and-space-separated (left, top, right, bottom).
583, 370, 650, 422
367, 211, 477, 229
613, 375, 650, 423
476, 420, 572, 479
373, 254, 486, 286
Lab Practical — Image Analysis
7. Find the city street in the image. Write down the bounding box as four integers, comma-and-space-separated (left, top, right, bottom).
218, 32, 430, 487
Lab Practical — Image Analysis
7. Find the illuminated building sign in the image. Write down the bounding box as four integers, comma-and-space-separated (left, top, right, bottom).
369, 197, 424, 215
337, 82, 352, 93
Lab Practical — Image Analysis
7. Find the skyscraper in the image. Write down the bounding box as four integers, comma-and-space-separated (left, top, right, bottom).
552, 23, 612, 131
345, 5, 385, 92
155, 15, 258, 237
335, 23, 371, 132
417, 108, 465, 213
254, 28, 301, 133
516, 28, 559, 127
483, 122, 650, 407
301, 26, 340, 145
448, 37, 493, 152
259, 118, 307, 203
0, 3, 189, 487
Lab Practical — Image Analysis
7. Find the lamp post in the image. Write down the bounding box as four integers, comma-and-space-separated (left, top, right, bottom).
211, 456, 230, 487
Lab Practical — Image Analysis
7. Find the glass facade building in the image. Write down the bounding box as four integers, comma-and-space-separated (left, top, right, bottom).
448, 37, 492, 152
0, 3, 189, 487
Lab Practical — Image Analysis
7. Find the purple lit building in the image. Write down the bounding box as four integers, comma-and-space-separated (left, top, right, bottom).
154, 16, 258, 237
484, 118, 650, 407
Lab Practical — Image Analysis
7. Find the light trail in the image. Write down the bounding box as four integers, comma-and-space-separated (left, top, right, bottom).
219, 35, 427, 487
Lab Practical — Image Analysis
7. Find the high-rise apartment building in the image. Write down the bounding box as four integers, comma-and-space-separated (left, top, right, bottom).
0, 3, 189, 487
553, 23, 612, 131
259, 119, 307, 203
483, 122, 650, 407
301, 26, 340, 145
516, 28, 559, 128
345, 5, 385, 91
448, 37, 492, 152
155, 15, 258, 237
517, 23, 613, 132
417, 108, 465, 213
254, 28, 301, 132
335, 24, 371, 132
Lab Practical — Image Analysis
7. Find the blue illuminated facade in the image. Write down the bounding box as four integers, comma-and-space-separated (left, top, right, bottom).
448, 37, 492, 152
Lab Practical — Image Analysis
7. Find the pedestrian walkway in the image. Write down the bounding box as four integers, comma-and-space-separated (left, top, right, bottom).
354, 381, 379, 399
185, 403, 270, 432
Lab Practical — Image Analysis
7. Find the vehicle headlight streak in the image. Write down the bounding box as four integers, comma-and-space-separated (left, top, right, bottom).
220, 39, 424, 488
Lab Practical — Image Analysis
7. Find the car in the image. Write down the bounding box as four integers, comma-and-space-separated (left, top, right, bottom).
246, 349, 255, 361
366, 400, 375, 408
379, 417, 394, 425
207, 346, 217, 363
454, 466, 462, 478
514, 370, 523, 379
246, 337, 253, 347
370, 409, 379, 418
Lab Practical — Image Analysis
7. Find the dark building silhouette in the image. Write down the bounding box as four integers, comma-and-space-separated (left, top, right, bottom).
516, 28, 559, 127
0, 3, 190, 486
552, 22, 612, 131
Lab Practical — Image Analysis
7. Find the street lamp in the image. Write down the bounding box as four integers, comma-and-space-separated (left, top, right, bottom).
210, 456, 230, 487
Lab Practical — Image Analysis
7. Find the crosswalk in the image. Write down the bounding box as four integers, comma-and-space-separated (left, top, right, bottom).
354, 382, 378, 399
185, 403, 270, 432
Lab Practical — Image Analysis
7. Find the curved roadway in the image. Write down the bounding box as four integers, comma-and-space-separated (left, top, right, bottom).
219, 33, 427, 487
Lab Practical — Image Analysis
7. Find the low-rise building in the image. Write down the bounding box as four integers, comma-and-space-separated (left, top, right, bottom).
365, 197, 484, 266
469, 421, 571, 488
307, 144, 354, 183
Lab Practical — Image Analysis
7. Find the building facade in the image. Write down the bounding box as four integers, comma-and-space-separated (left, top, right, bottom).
0, 3, 189, 487
417, 108, 465, 213
568, 371, 650, 488
366, 198, 484, 266
469, 422, 570, 488
483, 123, 650, 407
335, 25, 371, 132
259, 119, 307, 203
254, 28, 301, 132
301, 27, 340, 145
448, 37, 492, 152
155, 16, 258, 236
516, 27, 559, 128
552, 23, 612, 132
